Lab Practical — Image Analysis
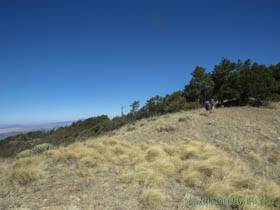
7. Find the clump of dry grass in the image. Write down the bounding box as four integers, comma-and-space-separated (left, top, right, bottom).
8, 156, 45, 186
156, 125, 176, 132
247, 152, 262, 163
162, 145, 176, 156
103, 139, 118, 146
145, 146, 165, 162
140, 188, 166, 209
45, 148, 78, 163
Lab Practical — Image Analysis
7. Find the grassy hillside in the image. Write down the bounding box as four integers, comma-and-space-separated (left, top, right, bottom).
0, 104, 280, 209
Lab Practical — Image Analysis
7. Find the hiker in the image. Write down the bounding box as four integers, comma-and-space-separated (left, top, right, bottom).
205, 100, 210, 114
210, 98, 215, 113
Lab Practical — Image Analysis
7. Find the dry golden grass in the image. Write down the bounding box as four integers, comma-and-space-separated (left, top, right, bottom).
3, 135, 279, 209
1, 135, 280, 209
7, 156, 46, 186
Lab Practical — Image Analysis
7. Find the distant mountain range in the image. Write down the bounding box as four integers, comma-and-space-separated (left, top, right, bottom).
0, 121, 74, 139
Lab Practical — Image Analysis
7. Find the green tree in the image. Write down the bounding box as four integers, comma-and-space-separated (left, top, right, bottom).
237, 59, 252, 103
212, 58, 240, 104
184, 66, 214, 106
145, 95, 165, 116
163, 91, 186, 113
130, 100, 140, 115
269, 63, 280, 100
248, 63, 276, 103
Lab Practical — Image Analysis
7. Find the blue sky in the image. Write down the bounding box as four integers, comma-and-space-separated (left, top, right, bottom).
1, 0, 280, 124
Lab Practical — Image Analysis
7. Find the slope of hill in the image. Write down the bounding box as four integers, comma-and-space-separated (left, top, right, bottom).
0, 104, 280, 210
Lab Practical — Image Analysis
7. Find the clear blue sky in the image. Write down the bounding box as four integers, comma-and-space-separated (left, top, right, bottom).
1, 0, 280, 124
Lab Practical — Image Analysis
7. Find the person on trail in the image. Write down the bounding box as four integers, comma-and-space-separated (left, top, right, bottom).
210, 98, 215, 113
205, 100, 210, 114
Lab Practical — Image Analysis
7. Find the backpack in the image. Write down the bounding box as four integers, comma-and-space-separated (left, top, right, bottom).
205, 100, 209, 106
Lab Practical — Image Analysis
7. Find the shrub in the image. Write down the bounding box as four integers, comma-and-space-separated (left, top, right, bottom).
178, 116, 191, 122
16, 149, 35, 159
178, 118, 185, 122
182, 102, 198, 110
127, 126, 136, 132
32, 143, 53, 154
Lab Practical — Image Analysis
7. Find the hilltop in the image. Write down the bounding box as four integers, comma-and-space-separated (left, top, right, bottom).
0, 104, 280, 209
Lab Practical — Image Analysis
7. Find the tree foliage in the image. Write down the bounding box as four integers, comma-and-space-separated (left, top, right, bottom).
184, 66, 214, 105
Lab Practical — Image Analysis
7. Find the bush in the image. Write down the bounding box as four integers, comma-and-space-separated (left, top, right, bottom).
182, 102, 198, 110
32, 143, 53, 154
127, 126, 136, 132
178, 118, 185, 122
16, 149, 35, 159
178, 116, 191, 122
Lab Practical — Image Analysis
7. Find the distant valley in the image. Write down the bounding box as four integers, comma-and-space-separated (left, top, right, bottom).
0, 121, 74, 139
